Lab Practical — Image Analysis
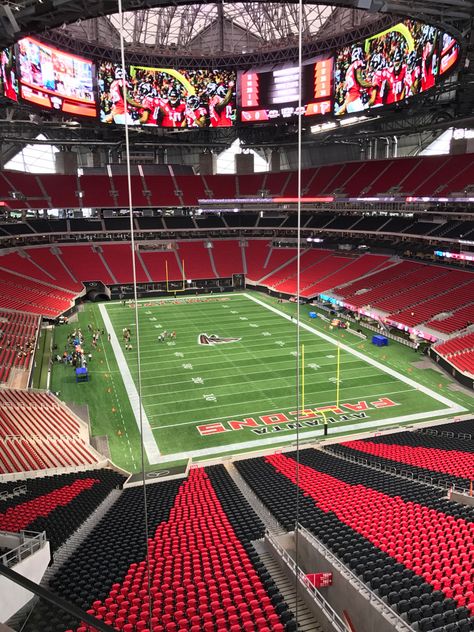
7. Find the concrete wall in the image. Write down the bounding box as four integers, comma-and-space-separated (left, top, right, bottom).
296, 530, 403, 632
0, 542, 50, 622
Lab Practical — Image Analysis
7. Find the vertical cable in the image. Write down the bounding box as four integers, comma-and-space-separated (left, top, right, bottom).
117, 0, 153, 625
294, 0, 304, 622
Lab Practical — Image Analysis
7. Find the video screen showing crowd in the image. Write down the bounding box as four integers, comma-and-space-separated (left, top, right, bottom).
99, 63, 236, 128
334, 20, 459, 116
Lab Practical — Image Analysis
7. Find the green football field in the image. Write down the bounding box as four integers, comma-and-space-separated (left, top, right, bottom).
86, 291, 468, 467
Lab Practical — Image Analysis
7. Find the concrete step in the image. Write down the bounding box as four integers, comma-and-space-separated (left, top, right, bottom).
42, 487, 122, 587
225, 462, 286, 536
254, 541, 323, 632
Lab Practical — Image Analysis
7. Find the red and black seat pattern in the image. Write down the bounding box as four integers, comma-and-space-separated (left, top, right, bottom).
328, 433, 474, 488
0, 468, 124, 552
235, 450, 474, 631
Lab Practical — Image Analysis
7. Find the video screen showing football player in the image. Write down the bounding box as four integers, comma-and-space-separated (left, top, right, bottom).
0, 48, 18, 102
334, 19, 451, 116
335, 46, 372, 115
185, 95, 209, 128
99, 64, 144, 125
158, 87, 187, 128
204, 80, 235, 127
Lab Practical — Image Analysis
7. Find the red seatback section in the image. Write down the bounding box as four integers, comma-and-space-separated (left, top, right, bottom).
342, 440, 474, 480
266, 453, 474, 610
83, 468, 283, 631
0, 478, 99, 532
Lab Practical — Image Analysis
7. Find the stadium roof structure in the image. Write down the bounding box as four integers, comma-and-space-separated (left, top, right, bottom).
0, 0, 473, 51
0, 0, 473, 160
50, 4, 380, 56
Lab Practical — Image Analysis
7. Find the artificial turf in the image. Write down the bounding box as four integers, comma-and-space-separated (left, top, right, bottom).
49, 292, 472, 472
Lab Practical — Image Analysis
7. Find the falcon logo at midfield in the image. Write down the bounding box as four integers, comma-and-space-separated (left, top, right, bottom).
198, 333, 241, 346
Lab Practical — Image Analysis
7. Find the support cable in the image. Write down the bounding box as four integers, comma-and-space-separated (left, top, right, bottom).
117, 1, 154, 626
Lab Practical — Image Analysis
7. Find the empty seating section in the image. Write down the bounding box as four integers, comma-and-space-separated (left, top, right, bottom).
333, 433, 474, 485
1, 171, 48, 208
301, 253, 389, 298
268, 249, 331, 292
344, 160, 389, 197
337, 261, 427, 308
203, 175, 237, 199
235, 451, 474, 629
400, 155, 447, 195
371, 266, 451, 313
174, 175, 208, 205
394, 279, 474, 328
80, 175, 115, 208
0, 310, 38, 378
244, 240, 271, 281
238, 173, 266, 197
257, 248, 297, 283
212, 240, 244, 278
25, 467, 293, 632
58, 245, 115, 285
298, 254, 353, 295
0, 267, 74, 316
263, 173, 286, 196
448, 352, 474, 376
140, 250, 182, 282
323, 163, 363, 195
438, 161, 474, 196
26, 247, 82, 292
100, 244, 149, 284
112, 175, 150, 207
0, 468, 125, 553
80, 468, 287, 632
0, 389, 100, 474
0, 251, 56, 285
435, 333, 474, 375
367, 158, 418, 194
428, 304, 474, 334
144, 175, 182, 207
335, 261, 408, 301
413, 156, 464, 197
177, 241, 215, 279
435, 333, 474, 357
37, 174, 78, 208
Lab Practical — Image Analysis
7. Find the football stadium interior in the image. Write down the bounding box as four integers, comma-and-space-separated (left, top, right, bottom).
1, 0, 474, 631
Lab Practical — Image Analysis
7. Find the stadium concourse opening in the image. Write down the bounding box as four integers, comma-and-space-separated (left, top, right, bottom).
1, 0, 474, 630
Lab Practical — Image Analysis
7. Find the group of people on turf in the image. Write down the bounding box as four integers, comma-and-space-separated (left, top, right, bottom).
158, 330, 176, 343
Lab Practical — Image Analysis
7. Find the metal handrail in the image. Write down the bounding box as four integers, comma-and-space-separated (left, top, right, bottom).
265, 530, 349, 632
0, 484, 27, 501
297, 524, 414, 632
0, 530, 46, 568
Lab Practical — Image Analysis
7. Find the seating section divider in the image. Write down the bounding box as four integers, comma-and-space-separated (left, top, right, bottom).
235, 450, 474, 631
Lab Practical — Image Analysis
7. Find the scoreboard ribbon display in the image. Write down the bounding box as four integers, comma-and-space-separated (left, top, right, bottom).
239, 56, 333, 123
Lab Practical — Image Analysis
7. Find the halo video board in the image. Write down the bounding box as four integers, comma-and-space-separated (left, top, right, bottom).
334, 19, 460, 116
98, 62, 236, 128
239, 56, 333, 123
17, 37, 96, 117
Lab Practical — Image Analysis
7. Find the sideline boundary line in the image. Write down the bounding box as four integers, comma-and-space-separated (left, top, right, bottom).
243, 293, 466, 414
99, 303, 161, 463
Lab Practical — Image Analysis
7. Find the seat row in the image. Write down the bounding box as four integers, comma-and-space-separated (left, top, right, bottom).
24, 466, 296, 632
234, 449, 474, 631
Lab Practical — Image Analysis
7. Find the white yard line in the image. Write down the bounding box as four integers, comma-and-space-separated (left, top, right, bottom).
244, 292, 466, 414
103, 292, 467, 463
99, 303, 161, 464
150, 387, 416, 429
143, 378, 408, 410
